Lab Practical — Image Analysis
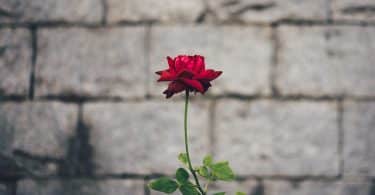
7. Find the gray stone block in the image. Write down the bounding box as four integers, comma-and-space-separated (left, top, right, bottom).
149, 25, 272, 97
0, 28, 31, 96
107, 0, 205, 23
84, 100, 210, 174
214, 100, 339, 176
35, 27, 147, 98
209, 180, 260, 195
0, 0, 102, 23
276, 26, 375, 96
0, 183, 9, 195
17, 179, 144, 195
207, 0, 328, 23
0, 102, 77, 158
264, 179, 372, 195
343, 101, 375, 176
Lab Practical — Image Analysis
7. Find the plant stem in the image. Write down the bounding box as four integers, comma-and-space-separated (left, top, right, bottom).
184, 90, 205, 195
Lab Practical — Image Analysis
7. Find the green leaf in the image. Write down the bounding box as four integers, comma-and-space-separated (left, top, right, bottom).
203, 155, 213, 166
235, 192, 246, 195
179, 183, 200, 195
210, 161, 235, 181
178, 153, 188, 166
213, 192, 226, 195
198, 166, 209, 178
176, 168, 189, 184
148, 177, 178, 194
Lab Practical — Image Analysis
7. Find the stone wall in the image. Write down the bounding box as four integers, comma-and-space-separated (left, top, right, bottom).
1, 0, 375, 194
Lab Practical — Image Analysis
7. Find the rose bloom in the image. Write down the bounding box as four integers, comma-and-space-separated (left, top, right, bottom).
156, 55, 222, 98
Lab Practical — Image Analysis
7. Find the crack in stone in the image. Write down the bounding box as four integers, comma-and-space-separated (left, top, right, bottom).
341, 5, 375, 15
231, 2, 276, 16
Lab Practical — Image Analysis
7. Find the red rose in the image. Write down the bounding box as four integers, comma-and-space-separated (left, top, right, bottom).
156, 55, 222, 98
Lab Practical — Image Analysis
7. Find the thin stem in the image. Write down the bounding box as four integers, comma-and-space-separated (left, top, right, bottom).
184, 90, 205, 195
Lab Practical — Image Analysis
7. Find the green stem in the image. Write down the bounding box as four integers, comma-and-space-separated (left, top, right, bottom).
184, 90, 205, 195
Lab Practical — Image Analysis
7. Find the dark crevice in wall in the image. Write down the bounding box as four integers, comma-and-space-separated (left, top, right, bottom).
38, 95, 124, 103
208, 99, 217, 156
270, 24, 280, 97
2, 19, 375, 29
196, 9, 209, 23
144, 178, 151, 195
231, 2, 276, 16
326, 0, 333, 24
342, 6, 375, 15
100, 0, 108, 25
28, 26, 37, 100
253, 180, 264, 195
337, 99, 344, 178
144, 22, 152, 99
0, 95, 27, 102
13, 150, 62, 164
58, 104, 94, 177
370, 181, 375, 195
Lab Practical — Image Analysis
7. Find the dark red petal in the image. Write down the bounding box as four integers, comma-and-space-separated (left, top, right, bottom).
177, 69, 195, 78
163, 81, 186, 98
157, 70, 176, 81
193, 55, 205, 73
201, 81, 212, 93
180, 78, 204, 93
167, 56, 175, 72
194, 69, 222, 81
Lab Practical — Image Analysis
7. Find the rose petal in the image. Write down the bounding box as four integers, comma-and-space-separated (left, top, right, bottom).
180, 78, 204, 92
174, 56, 185, 71
157, 70, 176, 81
163, 81, 186, 98
177, 69, 195, 78
167, 56, 175, 72
193, 55, 205, 73
195, 69, 222, 81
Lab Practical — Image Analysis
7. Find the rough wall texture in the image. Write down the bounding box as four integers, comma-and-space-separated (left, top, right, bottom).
0, 0, 375, 194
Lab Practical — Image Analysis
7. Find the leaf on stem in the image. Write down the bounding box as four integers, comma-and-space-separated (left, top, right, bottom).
179, 182, 200, 195
176, 168, 190, 184
178, 153, 189, 166
235, 192, 246, 195
148, 177, 179, 193
210, 161, 235, 181
203, 155, 213, 166
213, 192, 226, 195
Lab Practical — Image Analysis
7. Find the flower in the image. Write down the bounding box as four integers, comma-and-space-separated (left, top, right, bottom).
156, 55, 222, 98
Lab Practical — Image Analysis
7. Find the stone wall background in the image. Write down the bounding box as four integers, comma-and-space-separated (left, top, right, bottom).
0, 0, 375, 194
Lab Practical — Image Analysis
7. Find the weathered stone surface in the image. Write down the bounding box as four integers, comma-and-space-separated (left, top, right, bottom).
332, 0, 375, 21
17, 179, 144, 195
0, 183, 9, 195
150, 25, 272, 97
343, 101, 375, 177
264, 179, 372, 195
214, 100, 338, 176
276, 26, 375, 96
0, 102, 77, 158
35, 27, 147, 98
84, 100, 209, 174
0, 28, 31, 96
207, 0, 328, 23
107, 0, 204, 23
0, 0, 102, 23
210, 180, 260, 195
